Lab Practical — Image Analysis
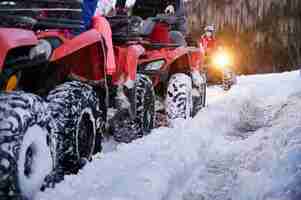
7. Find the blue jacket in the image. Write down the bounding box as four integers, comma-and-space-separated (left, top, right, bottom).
81, 0, 98, 31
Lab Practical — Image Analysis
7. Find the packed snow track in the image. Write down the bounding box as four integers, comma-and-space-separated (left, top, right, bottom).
36, 71, 301, 200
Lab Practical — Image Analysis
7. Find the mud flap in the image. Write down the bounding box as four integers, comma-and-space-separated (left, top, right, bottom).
124, 86, 137, 119
113, 85, 137, 119
110, 74, 155, 143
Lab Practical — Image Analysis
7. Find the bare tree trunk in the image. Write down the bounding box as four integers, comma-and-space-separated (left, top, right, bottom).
186, 0, 301, 73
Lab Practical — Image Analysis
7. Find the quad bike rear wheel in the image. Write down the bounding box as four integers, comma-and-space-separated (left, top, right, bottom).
46, 81, 104, 180
0, 92, 54, 200
165, 73, 194, 125
112, 74, 155, 143
222, 69, 237, 91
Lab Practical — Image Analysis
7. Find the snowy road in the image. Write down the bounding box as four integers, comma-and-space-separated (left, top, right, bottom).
36, 71, 301, 200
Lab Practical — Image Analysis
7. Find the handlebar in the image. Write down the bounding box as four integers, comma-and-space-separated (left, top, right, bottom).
107, 14, 180, 25
151, 14, 180, 25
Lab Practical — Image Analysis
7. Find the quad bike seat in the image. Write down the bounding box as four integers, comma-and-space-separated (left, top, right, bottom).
142, 15, 187, 47
106, 15, 145, 43
132, 0, 178, 19
106, 14, 185, 48
131, 0, 187, 35
140, 15, 178, 36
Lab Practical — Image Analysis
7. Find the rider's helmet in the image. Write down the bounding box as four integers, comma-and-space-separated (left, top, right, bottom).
165, 5, 175, 15
204, 25, 215, 37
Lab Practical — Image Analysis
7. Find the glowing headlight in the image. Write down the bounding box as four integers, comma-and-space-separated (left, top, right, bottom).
144, 60, 165, 71
213, 52, 231, 69
29, 39, 52, 60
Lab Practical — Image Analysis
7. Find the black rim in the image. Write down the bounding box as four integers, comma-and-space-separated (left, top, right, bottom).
143, 88, 154, 132
143, 110, 151, 131
143, 103, 154, 132
24, 144, 36, 178
77, 112, 94, 160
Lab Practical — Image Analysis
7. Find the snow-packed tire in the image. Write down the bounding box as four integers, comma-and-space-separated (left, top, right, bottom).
166, 73, 193, 125
223, 80, 231, 91
112, 74, 155, 143
222, 69, 236, 91
192, 73, 207, 116
46, 81, 104, 178
0, 92, 54, 200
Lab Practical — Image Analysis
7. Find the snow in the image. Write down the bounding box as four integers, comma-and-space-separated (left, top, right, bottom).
36, 71, 301, 200
19, 125, 53, 200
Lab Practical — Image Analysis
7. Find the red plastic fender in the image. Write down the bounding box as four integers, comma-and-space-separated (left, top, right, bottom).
139, 46, 202, 85
0, 28, 38, 70
140, 47, 184, 66
92, 16, 116, 75
50, 29, 103, 62
162, 47, 202, 72
113, 44, 145, 84
49, 29, 107, 82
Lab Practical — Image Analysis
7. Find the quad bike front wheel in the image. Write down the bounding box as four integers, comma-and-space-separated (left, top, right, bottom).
165, 73, 194, 125
46, 81, 104, 179
112, 74, 155, 143
0, 92, 54, 200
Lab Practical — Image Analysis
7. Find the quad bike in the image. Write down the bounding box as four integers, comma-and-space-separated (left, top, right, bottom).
109, 24, 206, 126
129, 0, 207, 124
0, 1, 155, 199
204, 46, 237, 90
106, 0, 206, 126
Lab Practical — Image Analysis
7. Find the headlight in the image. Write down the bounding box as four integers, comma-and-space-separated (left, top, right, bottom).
5, 75, 18, 91
29, 39, 52, 60
144, 60, 165, 71
213, 51, 232, 69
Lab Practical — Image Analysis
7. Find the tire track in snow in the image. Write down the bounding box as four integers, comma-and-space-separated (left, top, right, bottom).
175, 91, 301, 200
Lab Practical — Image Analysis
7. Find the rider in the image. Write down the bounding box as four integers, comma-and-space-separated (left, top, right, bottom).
199, 25, 217, 56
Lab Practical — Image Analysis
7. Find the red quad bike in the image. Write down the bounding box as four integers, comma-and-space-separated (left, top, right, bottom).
137, 17, 207, 124
0, 1, 155, 199
126, 0, 207, 125
205, 46, 237, 91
